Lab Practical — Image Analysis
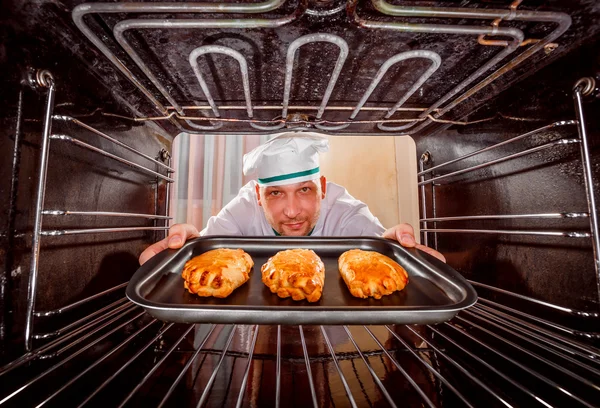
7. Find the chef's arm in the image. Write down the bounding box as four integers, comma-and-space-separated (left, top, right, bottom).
139, 223, 200, 265
382, 223, 446, 263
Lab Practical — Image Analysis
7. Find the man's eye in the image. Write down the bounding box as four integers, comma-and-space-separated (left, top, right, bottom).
269, 191, 280, 196
300, 187, 310, 193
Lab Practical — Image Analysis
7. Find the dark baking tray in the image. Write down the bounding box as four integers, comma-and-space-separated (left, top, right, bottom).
127, 237, 477, 325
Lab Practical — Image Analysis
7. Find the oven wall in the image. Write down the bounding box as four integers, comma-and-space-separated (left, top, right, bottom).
413, 37, 600, 318
0, 2, 173, 353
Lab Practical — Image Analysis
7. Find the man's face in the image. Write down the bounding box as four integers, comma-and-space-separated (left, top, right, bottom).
256, 176, 327, 236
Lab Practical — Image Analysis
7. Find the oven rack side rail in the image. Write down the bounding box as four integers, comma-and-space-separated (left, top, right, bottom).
17, 71, 174, 352
418, 78, 600, 325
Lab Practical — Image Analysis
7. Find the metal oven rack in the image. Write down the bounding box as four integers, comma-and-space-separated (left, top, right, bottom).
0, 75, 599, 407
15, 70, 174, 354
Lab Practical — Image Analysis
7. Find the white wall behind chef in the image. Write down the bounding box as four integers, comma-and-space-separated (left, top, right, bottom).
319, 136, 419, 240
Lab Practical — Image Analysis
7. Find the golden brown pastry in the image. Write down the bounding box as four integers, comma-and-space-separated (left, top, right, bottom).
338, 249, 408, 299
182, 248, 253, 298
261, 249, 325, 302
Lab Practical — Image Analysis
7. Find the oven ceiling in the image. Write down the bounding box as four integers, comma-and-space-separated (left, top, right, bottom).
3, 0, 600, 136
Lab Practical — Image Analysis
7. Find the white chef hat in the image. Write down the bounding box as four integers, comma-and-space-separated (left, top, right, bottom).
243, 132, 329, 187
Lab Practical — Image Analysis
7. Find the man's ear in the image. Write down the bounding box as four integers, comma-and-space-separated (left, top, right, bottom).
320, 176, 327, 199
255, 183, 262, 206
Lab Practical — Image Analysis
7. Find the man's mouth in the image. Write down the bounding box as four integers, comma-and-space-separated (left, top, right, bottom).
282, 221, 306, 230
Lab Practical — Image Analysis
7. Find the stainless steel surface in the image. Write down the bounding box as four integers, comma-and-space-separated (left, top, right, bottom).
50, 134, 174, 182
40, 226, 169, 236
53, 116, 175, 172
418, 138, 581, 186
42, 210, 172, 219
126, 237, 477, 325
573, 85, 600, 307
25, 77, 55, 352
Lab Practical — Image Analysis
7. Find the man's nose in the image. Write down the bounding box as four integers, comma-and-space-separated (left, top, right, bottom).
283, 196, 301, 219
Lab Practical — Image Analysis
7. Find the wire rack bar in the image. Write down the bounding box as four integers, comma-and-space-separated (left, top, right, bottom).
276, 325, 281, 408
298, 325, 319, 408
320, 326, 358, 408
157, 324, 216, 408
468, 280, 600, 318
366, 326, 474, 408
420, 212, 589, 222
235, 325, 260, 408
118, 324, 195, 408
33, 297, 129, 340
37, 319, 165, 407
25, 80, 56, 352
343, 326, 397, 408
40, 304, 140, 360
573, 85, 600, 306
417, 120, 577, 176
34, 282, 127, 317
195, 325, 238, 408
466, 307, 600, 376
475, 302, 600, 355
0, 301, 136, 378
364, 326, 436, 408
40, 226, 169, 236
53, 116, 174, 172
418, 138, 580, 186
447, 318, 597, 407
421, 325, 548, 408
42, 210, 172, 220
50, 134, 174, 182
0, 309, 146, 405
477, 297, 600, 341
420, 228, 590, 237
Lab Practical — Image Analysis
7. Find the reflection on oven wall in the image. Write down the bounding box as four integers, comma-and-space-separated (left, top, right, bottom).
170, 133, 419, 235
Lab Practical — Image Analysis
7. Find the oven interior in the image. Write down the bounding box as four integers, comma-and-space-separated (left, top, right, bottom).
1, 0, 599, 406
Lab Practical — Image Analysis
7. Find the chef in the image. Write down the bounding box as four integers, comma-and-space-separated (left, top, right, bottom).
139, 133, 445, 264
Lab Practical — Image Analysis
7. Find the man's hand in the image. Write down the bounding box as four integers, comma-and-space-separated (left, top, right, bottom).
139, 223, 200, 265
382, 223, 446, 263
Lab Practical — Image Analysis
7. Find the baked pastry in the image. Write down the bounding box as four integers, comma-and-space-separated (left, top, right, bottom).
261, 249, 325, 302
182, 248, 254, 298
338, 249, 408, 299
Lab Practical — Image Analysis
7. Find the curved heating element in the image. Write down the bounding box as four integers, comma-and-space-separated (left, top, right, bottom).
350, 0, 572, 134
72, 0, 307, 133
188, 45, 255, 130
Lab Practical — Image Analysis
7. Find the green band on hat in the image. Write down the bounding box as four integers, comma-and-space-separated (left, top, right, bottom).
258, 167, 319, 184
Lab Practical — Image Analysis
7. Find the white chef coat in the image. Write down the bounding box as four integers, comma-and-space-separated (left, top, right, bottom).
201, 181, 386, 237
